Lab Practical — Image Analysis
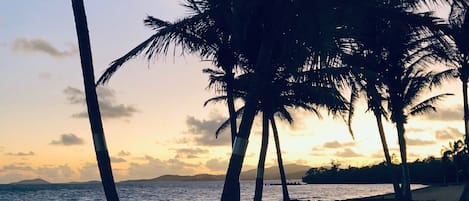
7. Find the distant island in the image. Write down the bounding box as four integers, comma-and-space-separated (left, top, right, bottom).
122, 164, 310, 183
8, 164, 310, 185
10, 178, 50, 185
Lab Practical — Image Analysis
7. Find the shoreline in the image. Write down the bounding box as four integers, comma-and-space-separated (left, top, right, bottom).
343, 184, 465, 201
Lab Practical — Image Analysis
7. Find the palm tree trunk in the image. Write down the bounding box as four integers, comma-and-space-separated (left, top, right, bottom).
221, 25, 275, 201
459, 78, 469, 201
271, 117, 290, 201
396, 122, 411, 201
254, 112, 269, 201
226, 72, 237, 147
373, 111, 401, 199
71, 1, 119, 200
463, 79, 469, 146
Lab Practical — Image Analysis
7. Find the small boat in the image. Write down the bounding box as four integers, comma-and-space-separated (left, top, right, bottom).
267, 181, 304, 186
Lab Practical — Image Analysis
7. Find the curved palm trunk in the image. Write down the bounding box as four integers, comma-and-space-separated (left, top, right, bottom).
221, 23, 275, 201
254, 112, 269, 201
226, 72, 237, 147
224, 71, 241, 200
396, 122, 411, 201
459, 78, 469, 201
71, 1, 119, 200
373, 111, 401, 199
270, 117, 290, 201
462, 79, 469, 145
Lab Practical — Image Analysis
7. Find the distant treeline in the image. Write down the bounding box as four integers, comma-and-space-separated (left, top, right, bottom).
302, 157, 460, 184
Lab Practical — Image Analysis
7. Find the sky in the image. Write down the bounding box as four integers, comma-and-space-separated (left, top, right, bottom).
0, 1, 464, 184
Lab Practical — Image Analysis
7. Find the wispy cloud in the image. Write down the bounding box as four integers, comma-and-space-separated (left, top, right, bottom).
5, 151, 34, 156
174, 148, 209, 159
335, 148, 363, 158
2, 164, 34, 171
64, 86, 138, 120
322, 140, 355, 149
110, 157, 127, 163
127, 156, 198, 179
406, 138, 435, 146
118, 150, 131, 157
420, 105, 462, 122
38, 72, 52, 80
50, 134, 84, 146
205, 158, 227, 172
435, 127, 463, 140
11, 37, 78, 58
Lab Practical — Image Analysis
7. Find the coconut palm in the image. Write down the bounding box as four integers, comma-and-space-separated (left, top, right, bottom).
70, 0, 119, 200
340, 1, 450, 199
436, 1, 469, 200
221, 1, 359, 198
206, 60, 349, 200
384, 22, 453, 199
345, 51, 402, 198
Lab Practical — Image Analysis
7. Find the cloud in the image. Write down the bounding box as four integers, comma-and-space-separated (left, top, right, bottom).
127, 156, 198, 179
38, 72, 52, 80
79, 163, 100, 181
371, 151, 384, 158
64, 86, 138, 120
11, 37, 78, 58
205, 158, 228, 172
110, 157, 127, 163
118, 150, 131, 157
322, 140, 356, 149
174, 148, 209, 159
35, 165, 74, 181
406, 127, 426, 133
50, 134, 84, 146
420, 105, 463, 121
2, 164, 34, 171
184, 112, 231, 146
435, 127, 463, 140
406, 138, 435, 146
5, 151, 34, 156
335, 148, 363, 158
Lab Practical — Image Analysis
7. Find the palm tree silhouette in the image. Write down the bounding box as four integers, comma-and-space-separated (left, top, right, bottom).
345, 49, 402, 198
71, 0, 119, 200
438, 1, 469, 200
207, 63, 349, 200
340, 1, 450, 199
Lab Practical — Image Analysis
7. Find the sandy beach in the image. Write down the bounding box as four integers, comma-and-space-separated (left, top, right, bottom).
344, 184, 465, 201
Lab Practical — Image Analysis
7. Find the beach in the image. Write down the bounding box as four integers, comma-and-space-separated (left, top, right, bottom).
345, 184, 465, 201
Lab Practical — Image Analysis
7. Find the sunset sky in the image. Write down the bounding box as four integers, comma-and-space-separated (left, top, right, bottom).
0, 1, 465, 184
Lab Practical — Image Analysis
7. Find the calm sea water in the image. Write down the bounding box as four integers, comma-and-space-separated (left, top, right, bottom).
0, 180, 426, 201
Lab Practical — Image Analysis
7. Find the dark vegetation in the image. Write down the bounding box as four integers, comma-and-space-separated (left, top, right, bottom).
304, 139, 469, 185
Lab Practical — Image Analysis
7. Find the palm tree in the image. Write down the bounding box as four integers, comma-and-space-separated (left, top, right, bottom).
438, 1, 469, 200
384, 25, 453, 198
345, 51, 402, 198
206, 61, 349, 200
339, 1, 450, 199
70, 0, 119, 200
253, 111, 270, 201
221, 1, 357, 199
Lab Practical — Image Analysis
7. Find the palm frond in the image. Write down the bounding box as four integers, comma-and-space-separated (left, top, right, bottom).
409, 93, 454, 116
215, 106, 244, 138
203, 95, 228, 107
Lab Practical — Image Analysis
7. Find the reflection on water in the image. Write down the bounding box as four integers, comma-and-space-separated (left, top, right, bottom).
0, 180, 426, 201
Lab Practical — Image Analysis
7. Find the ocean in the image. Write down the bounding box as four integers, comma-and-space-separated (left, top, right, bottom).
0, 180, 426, 201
